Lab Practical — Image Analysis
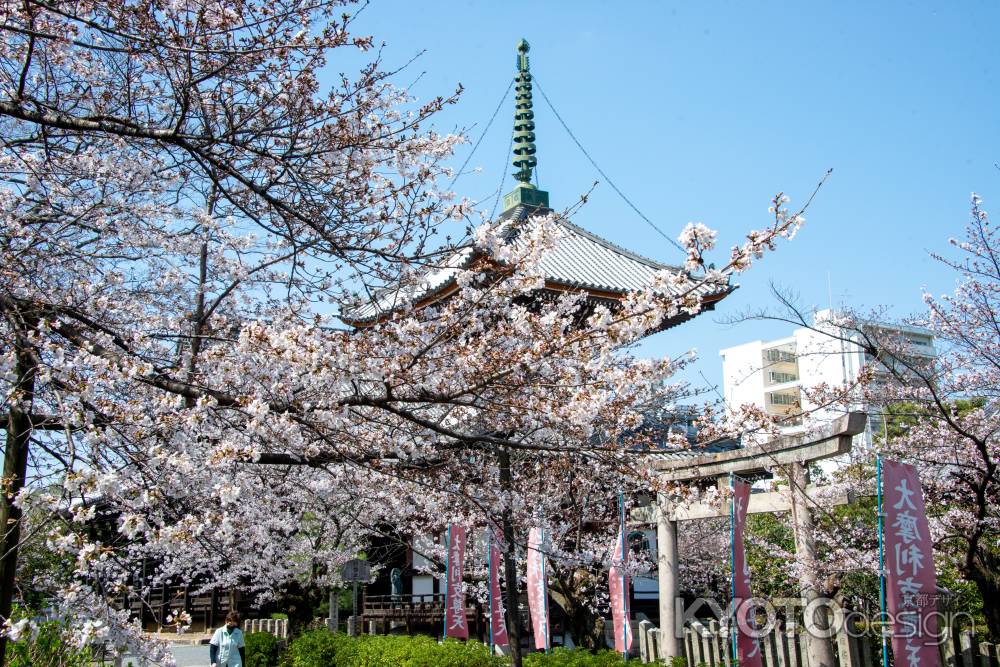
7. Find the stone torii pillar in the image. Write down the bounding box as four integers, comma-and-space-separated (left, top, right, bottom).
655, 505, 680, 657
650, 412, 867, 664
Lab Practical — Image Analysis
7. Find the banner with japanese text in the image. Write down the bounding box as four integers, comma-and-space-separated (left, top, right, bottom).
488, 530, 509, 647
732, 479, 763, 667
526, 526, 550, 651
444, 525, 468, 639
609, 526, 633, 654
882, 460, 940, 667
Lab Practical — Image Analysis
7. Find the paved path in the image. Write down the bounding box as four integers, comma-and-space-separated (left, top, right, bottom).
170, 645, 211, 667
119, 643, 210, 667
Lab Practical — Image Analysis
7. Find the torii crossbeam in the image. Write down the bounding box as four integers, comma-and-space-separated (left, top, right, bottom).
648, 412, 867, 666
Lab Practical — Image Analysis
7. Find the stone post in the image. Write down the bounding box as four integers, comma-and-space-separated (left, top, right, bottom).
656, 493, 682, 659
788, 462, 837, 667
329, 587, 339, 632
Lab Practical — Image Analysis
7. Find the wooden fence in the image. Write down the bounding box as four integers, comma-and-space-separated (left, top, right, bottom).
635, 617, 1000, 666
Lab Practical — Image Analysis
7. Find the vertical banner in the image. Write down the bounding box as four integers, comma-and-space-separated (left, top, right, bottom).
609, 526, 633, 654
444, 525, 469, 639
487, 530, 509, 648
881, 460, 941, 667
526, 526, 550, 651
731, 479, 763, 667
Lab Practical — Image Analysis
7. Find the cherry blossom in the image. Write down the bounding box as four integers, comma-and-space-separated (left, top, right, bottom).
0, 1, 816, 662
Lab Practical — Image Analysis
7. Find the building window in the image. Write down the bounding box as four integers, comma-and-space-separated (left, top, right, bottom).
765, 349, 796, 363
768, 371, 798, 384
769, 392, 799, 406
628, 530, 651, 556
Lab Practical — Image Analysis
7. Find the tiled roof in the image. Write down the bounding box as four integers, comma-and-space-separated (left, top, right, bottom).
643, 438, 741, 463
344, 246, 476, 322
342, 204, 732, 325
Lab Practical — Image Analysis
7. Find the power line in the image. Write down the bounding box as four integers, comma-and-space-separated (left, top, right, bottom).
533, 76, 688, 258
490, 135, 514, 221
448, 77, 515, 192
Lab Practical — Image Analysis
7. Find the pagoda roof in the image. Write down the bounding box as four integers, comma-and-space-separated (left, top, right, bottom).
341, 203, 734, 329
342, 38, 734, 329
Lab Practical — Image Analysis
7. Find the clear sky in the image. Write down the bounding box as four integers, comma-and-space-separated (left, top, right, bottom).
341, 0, 1000, 397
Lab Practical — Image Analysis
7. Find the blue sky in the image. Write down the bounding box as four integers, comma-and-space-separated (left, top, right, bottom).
342, 1, 1000, 394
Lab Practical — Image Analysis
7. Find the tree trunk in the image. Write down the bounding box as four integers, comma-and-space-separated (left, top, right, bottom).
275, 579, 324, 636
548, 574, 605, 650
966, 556, 1000, 639
0, 313, 37, 666
498, 449, 523, 667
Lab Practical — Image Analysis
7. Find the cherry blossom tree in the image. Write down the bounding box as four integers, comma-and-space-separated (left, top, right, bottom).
0, 0, 817, 663
737, 194, 999, 637
0, 0, 463, 659
855, 195, 1000, 636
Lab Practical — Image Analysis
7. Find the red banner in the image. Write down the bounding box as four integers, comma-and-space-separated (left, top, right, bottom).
732, 480, 762, 667
609, 526, 633, 653
444, 525, 468, 639
882, 460, 941, 667
526, 526, 550, 651
488, 532, 509, 647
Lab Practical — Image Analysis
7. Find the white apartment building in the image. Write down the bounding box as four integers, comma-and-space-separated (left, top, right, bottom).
719, 309, 937, 442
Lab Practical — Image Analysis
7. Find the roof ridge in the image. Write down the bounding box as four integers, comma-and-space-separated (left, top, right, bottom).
500, 203, 684, 272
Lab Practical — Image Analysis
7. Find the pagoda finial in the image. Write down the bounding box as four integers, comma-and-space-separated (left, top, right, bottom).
501, 39, 549, 213
512, 39, 537, 185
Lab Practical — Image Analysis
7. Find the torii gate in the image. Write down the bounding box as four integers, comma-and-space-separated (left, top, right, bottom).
649, 412, 867, 666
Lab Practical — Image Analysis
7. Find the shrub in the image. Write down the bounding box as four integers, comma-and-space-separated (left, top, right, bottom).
523, 647, 628, 667
285, 629, 342, 667
245, 631, 284, 667
285, 631, 504, 667
4, 618, 92, 667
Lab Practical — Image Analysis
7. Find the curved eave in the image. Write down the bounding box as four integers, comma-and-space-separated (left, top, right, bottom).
343, 276, 736, 334
538, 279, 736, 334
655, 283, 736, 332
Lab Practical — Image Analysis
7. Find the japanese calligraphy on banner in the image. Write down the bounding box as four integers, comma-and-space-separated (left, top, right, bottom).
444, 525, 468, 639
732, 480, 763, 667
882, 460, 941, 667
608, 527, 633, 654
526, 526, 550, 651
488, 531, 509, 647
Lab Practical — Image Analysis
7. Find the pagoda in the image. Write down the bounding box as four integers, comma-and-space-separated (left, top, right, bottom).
343, 39, 732, 329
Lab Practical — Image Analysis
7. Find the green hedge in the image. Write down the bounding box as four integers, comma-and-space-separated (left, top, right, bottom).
283, 630, 650, 667
523, 647, 628, 667
286, 631, 504, 667
245, 631, 284, 667
285, 629, 339, 667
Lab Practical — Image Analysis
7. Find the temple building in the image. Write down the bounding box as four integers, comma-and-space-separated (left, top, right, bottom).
342, 38, 732, 330
343, 41, 875, 666
346, 38, 736, 645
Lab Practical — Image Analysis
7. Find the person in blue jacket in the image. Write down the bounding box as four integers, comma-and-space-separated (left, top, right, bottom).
209, 611, 246, 667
